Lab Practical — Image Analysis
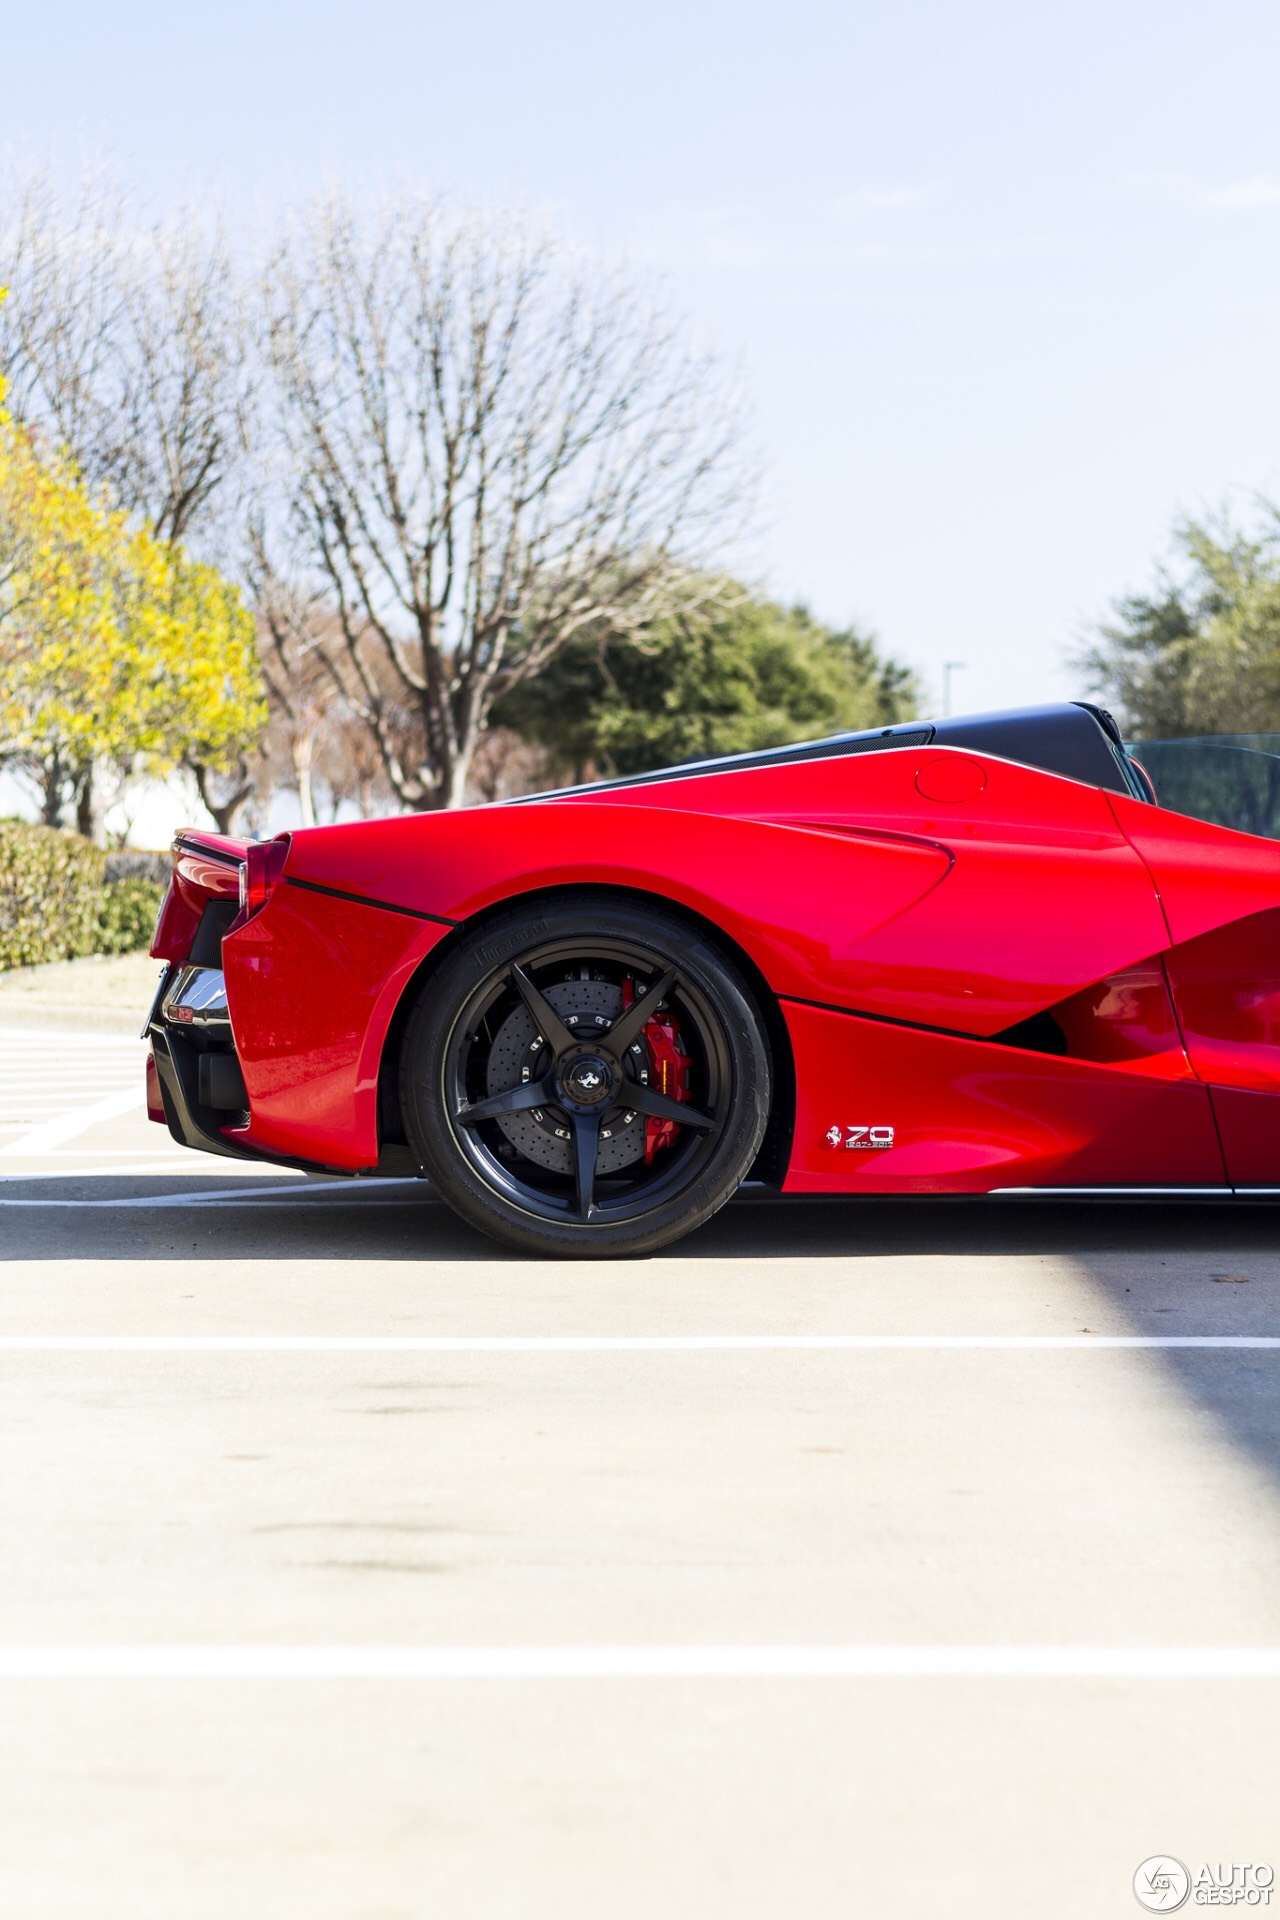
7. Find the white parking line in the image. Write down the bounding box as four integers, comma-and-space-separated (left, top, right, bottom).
0, 1028, 140, 1043
0, 1027, 149, 1162
0, 1164, 307, 1182
0, 1334, 1275, 1352
0, 1177, 413, 1204
1, 1082, 143, 1098
28, 1151, 194, 1161
0, 1644, 1276, 1678
0, 1084, 144, 1157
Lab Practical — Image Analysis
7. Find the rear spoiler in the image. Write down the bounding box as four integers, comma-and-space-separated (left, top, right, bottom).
150, 831, 248, 962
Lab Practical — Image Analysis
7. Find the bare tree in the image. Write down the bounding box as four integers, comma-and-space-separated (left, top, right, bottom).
247, 530, 344, 828
0, 163, 252, 552
263, 189, 751, 810
465, 726, 552, 804
181, 749, 261, 838
314, 701, 405, 820
248, 515, 428, 823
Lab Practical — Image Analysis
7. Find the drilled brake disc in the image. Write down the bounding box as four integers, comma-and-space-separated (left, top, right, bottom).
485, 978, 648, 1174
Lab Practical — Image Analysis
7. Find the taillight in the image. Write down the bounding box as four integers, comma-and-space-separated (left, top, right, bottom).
238, 836, 291, 920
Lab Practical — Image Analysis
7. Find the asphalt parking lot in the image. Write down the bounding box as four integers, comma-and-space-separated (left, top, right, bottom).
0, 982, 1277, 1918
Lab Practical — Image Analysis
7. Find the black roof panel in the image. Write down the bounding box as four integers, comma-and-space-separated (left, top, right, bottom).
515, 702, 1142, 803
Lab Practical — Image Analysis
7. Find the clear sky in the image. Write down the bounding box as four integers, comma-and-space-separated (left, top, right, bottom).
5, 0, 1280, 714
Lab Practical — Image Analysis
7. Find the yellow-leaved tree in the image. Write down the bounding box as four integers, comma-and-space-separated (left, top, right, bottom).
0, 291, 266, 836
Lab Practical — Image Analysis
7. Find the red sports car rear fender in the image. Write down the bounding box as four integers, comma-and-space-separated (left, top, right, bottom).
221, 886, 450, 1170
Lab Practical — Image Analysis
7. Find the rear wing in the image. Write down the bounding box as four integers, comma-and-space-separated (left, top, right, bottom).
150, 831, 247, 964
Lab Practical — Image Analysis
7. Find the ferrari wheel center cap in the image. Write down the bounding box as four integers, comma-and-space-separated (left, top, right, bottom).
561, 1055, 614, 1106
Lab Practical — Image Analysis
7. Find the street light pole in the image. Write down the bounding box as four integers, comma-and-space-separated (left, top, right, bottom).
942, 660, 966, 718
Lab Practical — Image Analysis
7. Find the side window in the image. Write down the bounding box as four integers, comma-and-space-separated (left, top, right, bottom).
1130, 738, 1280, 839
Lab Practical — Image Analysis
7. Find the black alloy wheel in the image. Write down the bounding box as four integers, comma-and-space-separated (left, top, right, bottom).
399, 895, 772, 1256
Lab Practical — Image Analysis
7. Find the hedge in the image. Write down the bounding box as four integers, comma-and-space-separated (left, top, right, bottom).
104, 850, 170, 886
0, 823, 165, 970
95, 876, 166, 955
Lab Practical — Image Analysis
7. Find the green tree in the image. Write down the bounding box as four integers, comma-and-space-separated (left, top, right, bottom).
1079, 510, 1280, 737
0, 400, 266, 835
493, 587, 919, 783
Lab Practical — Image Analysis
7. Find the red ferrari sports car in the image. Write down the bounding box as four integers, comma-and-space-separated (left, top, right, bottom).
142, 701, 1280, 1255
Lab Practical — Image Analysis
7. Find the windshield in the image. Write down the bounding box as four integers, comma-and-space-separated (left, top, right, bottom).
1127, 736, 1280, 840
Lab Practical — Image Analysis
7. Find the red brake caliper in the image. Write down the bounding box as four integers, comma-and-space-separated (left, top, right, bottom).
621, 979, 691, 1163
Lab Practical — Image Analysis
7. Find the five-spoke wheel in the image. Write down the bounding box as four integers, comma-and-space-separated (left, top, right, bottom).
399, 895, 772, 1256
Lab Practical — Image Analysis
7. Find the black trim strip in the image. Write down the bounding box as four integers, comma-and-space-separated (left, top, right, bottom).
512, 726, 935, 803
174, 834, 242, 868
509, 701, 1141, 805
140, 963, 174, 1039
778, 994, 999, 1045
284, 876, 457, 926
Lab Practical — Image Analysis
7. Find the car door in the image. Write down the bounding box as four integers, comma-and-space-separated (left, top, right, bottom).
701, 744, 1225, 1191
1110, 768, 1280, 1186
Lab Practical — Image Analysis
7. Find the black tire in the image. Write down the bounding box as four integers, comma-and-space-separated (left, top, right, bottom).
400, 893, 771, 1257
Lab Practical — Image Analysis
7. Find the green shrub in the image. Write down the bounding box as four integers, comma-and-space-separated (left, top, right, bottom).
95, 876, 165, 955
104, 851, 170, 886
0, 823, 107, 970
